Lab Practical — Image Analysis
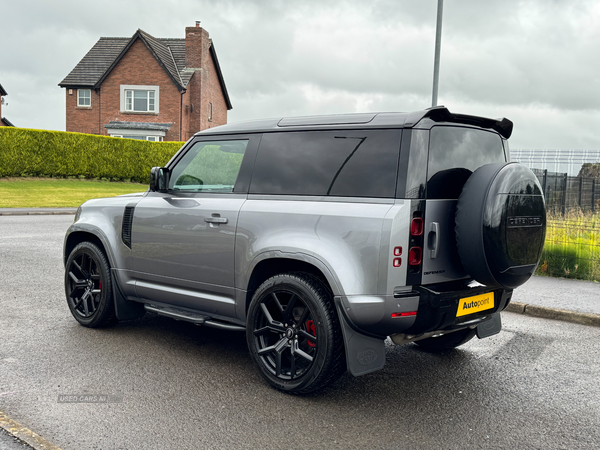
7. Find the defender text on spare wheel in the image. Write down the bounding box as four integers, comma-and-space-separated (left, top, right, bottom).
63, 106, 546, 394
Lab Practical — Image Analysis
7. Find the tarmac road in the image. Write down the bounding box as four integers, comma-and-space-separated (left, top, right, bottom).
1, 215, 599, 450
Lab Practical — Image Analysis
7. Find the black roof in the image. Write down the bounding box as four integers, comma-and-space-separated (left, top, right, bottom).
59, 29, 231, 109
0, 83, 7, 96
196, 107, 513, 139
1, 117, 15, 127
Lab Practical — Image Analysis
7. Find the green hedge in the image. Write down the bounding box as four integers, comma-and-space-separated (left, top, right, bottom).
0, 128, 184, 183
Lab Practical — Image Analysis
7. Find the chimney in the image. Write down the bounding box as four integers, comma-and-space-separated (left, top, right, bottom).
185, 23, 209, 69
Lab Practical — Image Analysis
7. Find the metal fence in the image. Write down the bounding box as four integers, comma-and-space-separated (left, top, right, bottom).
532, 169, 600, 215
530, 169, 600, 281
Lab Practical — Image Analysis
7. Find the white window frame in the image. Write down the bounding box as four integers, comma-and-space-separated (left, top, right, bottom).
77, 89, 91, 107
120, 85, 159, 114
108, 128, 165, 141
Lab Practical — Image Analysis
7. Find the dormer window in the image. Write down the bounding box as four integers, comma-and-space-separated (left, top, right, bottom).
120, 85, 159, 113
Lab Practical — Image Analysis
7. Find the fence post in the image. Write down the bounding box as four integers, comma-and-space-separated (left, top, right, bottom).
562, 173, 568, 216
542, 169, 548, 199
593, 178, 597, 213
579, 176, 584, 211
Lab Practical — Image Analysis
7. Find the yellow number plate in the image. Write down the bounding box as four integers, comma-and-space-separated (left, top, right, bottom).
457, 292, 495, 317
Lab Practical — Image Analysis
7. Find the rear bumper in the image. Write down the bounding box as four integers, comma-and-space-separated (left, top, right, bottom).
336, 285, 513, 338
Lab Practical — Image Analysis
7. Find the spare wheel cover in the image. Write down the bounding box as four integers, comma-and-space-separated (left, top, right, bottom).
455, 162, 546, 289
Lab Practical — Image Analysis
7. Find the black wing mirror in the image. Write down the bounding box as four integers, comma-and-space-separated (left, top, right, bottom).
149, 167, 170, 192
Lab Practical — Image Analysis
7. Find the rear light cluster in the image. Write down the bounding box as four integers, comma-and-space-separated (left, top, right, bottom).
391, 215, 424, 268
393, 246, 402, 267
409, 216, 423, 266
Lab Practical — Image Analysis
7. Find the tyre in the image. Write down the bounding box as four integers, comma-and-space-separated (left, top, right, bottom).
64, 241, 116, 328
456, 162, 546, 289
415, 328, 476, 352
246, 273, 345, 395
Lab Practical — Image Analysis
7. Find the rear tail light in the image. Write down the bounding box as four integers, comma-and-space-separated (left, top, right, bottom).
411, 217, 424, 236
409, 247, 422, 265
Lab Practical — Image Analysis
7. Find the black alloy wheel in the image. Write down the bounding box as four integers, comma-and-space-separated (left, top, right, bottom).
246, 273, 345, 394
65, 241, 116, 327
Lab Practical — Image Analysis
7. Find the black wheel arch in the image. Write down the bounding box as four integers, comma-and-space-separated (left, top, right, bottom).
244, 257, 337, 314
64, 231, 110, 267
64, 230, 145, 321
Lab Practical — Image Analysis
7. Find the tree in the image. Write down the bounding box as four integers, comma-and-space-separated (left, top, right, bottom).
577, 163, 600, 178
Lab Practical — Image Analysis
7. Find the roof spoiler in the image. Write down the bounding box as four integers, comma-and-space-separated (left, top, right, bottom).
404, 106, 513, 139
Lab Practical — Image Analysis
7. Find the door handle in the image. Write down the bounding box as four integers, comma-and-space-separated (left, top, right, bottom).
428, 222, 440, 259
205, 215, 228, 225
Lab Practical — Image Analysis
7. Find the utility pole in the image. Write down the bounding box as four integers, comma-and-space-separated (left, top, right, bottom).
432, 0, 444, 107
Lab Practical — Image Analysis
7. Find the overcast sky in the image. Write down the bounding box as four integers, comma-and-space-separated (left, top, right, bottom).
2, 0, 600, 149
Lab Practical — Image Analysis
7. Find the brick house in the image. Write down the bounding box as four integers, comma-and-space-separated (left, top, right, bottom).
0, 83, 14, 127
59, 23, 232, 142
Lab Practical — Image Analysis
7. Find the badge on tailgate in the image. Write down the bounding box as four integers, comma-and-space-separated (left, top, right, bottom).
457, 292, 494, 317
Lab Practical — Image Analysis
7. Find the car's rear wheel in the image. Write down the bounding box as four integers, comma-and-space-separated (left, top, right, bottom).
415, 327, 476, 351
246, 273, 345, 395
65, 241, 116, 327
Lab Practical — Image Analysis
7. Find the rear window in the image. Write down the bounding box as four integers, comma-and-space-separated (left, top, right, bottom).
249, 129, 402, 198
427, 127, 506, 199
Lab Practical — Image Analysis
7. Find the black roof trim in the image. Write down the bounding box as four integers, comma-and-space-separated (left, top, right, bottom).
0, 83, 7, 96
1, 117, 15, 127
209, 43, 232, 110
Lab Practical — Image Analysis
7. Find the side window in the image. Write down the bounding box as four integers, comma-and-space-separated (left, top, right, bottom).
250, 130, 401, 198
169, 140, 248, 193
404, 129, 429, 199
427, 127, 506, 199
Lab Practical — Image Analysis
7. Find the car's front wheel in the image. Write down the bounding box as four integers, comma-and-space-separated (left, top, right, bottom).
246, 273, 345, 395
64, 241, 116, 327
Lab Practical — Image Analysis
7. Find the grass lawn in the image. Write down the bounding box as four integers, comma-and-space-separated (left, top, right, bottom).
0, 177, 147, 208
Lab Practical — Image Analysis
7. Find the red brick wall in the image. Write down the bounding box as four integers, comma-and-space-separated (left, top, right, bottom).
65, 88, 102, 134
100, 39, 183, 141
184, 25, 228, 135
185, 26, 207, 69
202, 50, 228, 130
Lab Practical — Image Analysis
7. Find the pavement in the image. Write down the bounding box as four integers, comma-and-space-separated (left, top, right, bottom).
0, 208, 77, 216
0, 207, 598, 450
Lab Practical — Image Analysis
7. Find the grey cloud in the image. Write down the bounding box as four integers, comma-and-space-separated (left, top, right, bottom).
2, 0, 600, 150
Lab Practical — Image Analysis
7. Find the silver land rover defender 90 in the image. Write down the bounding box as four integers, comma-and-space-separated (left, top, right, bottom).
64, 107, 546, 394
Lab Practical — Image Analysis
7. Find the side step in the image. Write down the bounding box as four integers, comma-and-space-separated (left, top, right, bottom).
144, 304, 245, 331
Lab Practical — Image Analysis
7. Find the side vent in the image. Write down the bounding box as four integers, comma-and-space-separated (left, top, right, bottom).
122, 204, 136, 248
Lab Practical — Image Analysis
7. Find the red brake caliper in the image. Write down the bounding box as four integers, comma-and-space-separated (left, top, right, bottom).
305, 320, 316, 348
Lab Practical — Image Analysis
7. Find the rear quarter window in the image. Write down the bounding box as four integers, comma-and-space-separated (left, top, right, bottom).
249, 129, 402, 198
427, 127, 506, 199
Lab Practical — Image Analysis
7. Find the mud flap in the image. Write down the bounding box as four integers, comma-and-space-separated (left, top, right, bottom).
335, 302, 386, 376
111, 269, 145, 321
476, 312, 502, 339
